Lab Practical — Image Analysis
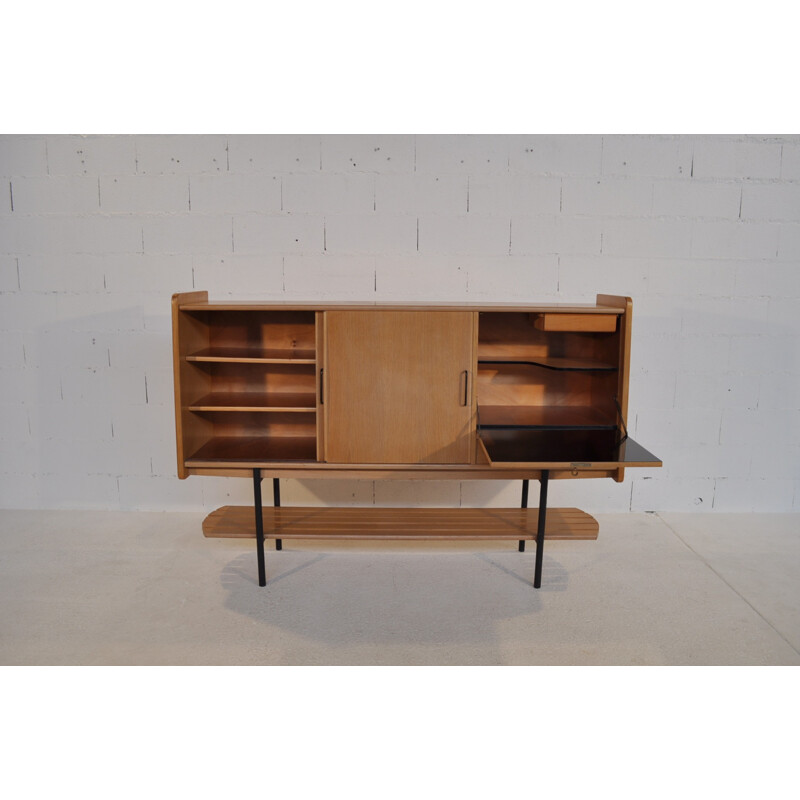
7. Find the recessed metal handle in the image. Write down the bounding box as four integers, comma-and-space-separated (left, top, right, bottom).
461, 370, 469, 406
319, 368, 324, 404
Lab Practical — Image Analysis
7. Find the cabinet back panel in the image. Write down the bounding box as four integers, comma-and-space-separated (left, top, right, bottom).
194, 411, 317, 438
478, 312, 620, 366
203, 310, 316, 353
477, 364, 600, 407
196, 362, 316, 395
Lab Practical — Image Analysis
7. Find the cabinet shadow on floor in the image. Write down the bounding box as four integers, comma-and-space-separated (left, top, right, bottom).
218, 544, 567, 646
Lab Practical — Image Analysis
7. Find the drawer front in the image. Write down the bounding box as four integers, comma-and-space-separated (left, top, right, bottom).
534, 313, 618, 332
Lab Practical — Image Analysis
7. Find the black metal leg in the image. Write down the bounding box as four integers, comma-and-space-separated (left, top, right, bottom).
273, 478, 282, 551
519, 479, 529, 552
534, 470, 549, 588
253, 468, 266, 587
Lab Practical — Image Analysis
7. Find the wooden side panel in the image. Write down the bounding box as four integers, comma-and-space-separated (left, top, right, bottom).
324, 311, 476, 464
316, 311, 325, 462
598, 294, 632, 481
172, 291, 210, 478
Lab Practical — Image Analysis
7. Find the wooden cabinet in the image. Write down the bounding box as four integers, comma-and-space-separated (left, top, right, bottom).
172, 292, 661, 588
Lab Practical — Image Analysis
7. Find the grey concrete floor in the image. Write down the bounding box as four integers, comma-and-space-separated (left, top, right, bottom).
0, 509, 797, 665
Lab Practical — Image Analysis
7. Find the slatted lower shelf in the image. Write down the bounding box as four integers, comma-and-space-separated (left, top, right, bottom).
202, 506, 599, 540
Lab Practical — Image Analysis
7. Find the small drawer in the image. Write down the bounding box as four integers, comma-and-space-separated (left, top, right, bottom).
533, 313, 618, 332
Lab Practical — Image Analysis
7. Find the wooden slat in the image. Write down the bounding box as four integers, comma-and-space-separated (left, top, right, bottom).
202, 506, 599, 540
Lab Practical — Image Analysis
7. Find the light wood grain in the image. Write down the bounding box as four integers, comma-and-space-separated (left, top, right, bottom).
187, 392, 316, 412
185, 347, 316, 364
315, 311, 325, 462
324, 311, 476, 464
187, 436, 317, 463
206, 310, 316, 355
172, 295, 659, 486
180, 301, 627, 313
172, 291, 210, 479
202, 505, 600, 540
533, 313, 618, 332
598, 294, 633, 482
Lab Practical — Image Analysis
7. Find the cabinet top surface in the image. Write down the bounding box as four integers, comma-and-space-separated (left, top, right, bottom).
177, 299, 627, 313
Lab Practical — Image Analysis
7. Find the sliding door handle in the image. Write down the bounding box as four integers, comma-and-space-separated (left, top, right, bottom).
319, 368, 324, 404
460, 370, 470, 406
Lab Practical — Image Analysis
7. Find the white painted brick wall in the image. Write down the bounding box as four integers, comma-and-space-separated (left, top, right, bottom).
45, 135, 137, 176
512, 215, 602, 256
283, 255, 376, 297
374, 257, 468, 299
0, 136, 48, 177
18, 255, 106, 293
464, 256, 558, 299
781, 145, 800, 180
190, 174, 281, 214
376, 175, 467, 214
0, 256, 19, 290
652, 180, 741, 218
508, 135, 602, 175
11, 176, 100, 214
227, 135, 320, 173
1, 134, 799, 512
1, 215, 142, 254
561, 177, 653, 217
777, 224, 800, 259
740, 183, 800, 221
325, 214, 416, 255
602, 219, 693, 258
469, 175, 560, 215
192, 255, 284, 297
691, 221, 780, 260
691, 139, 782, 180
134, 135, 228, 175
100, 175, 190, 214
233, 214, 324, 255
143, 215, 232, 255
416, 135, 509, 173
419, 215, 510, 255
283, 173, 374, 214
102, 254, 194, 294
321, 135, 415, 173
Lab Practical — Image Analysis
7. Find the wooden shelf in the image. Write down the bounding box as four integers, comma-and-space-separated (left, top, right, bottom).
478, 405, 617, 429
186, 436, 317, 463
188, 392, 317, 412
202, 506, 600, 540
186, 347, 316, 364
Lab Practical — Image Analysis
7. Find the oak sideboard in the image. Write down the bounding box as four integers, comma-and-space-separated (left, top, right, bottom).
172, 292, 661, 588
